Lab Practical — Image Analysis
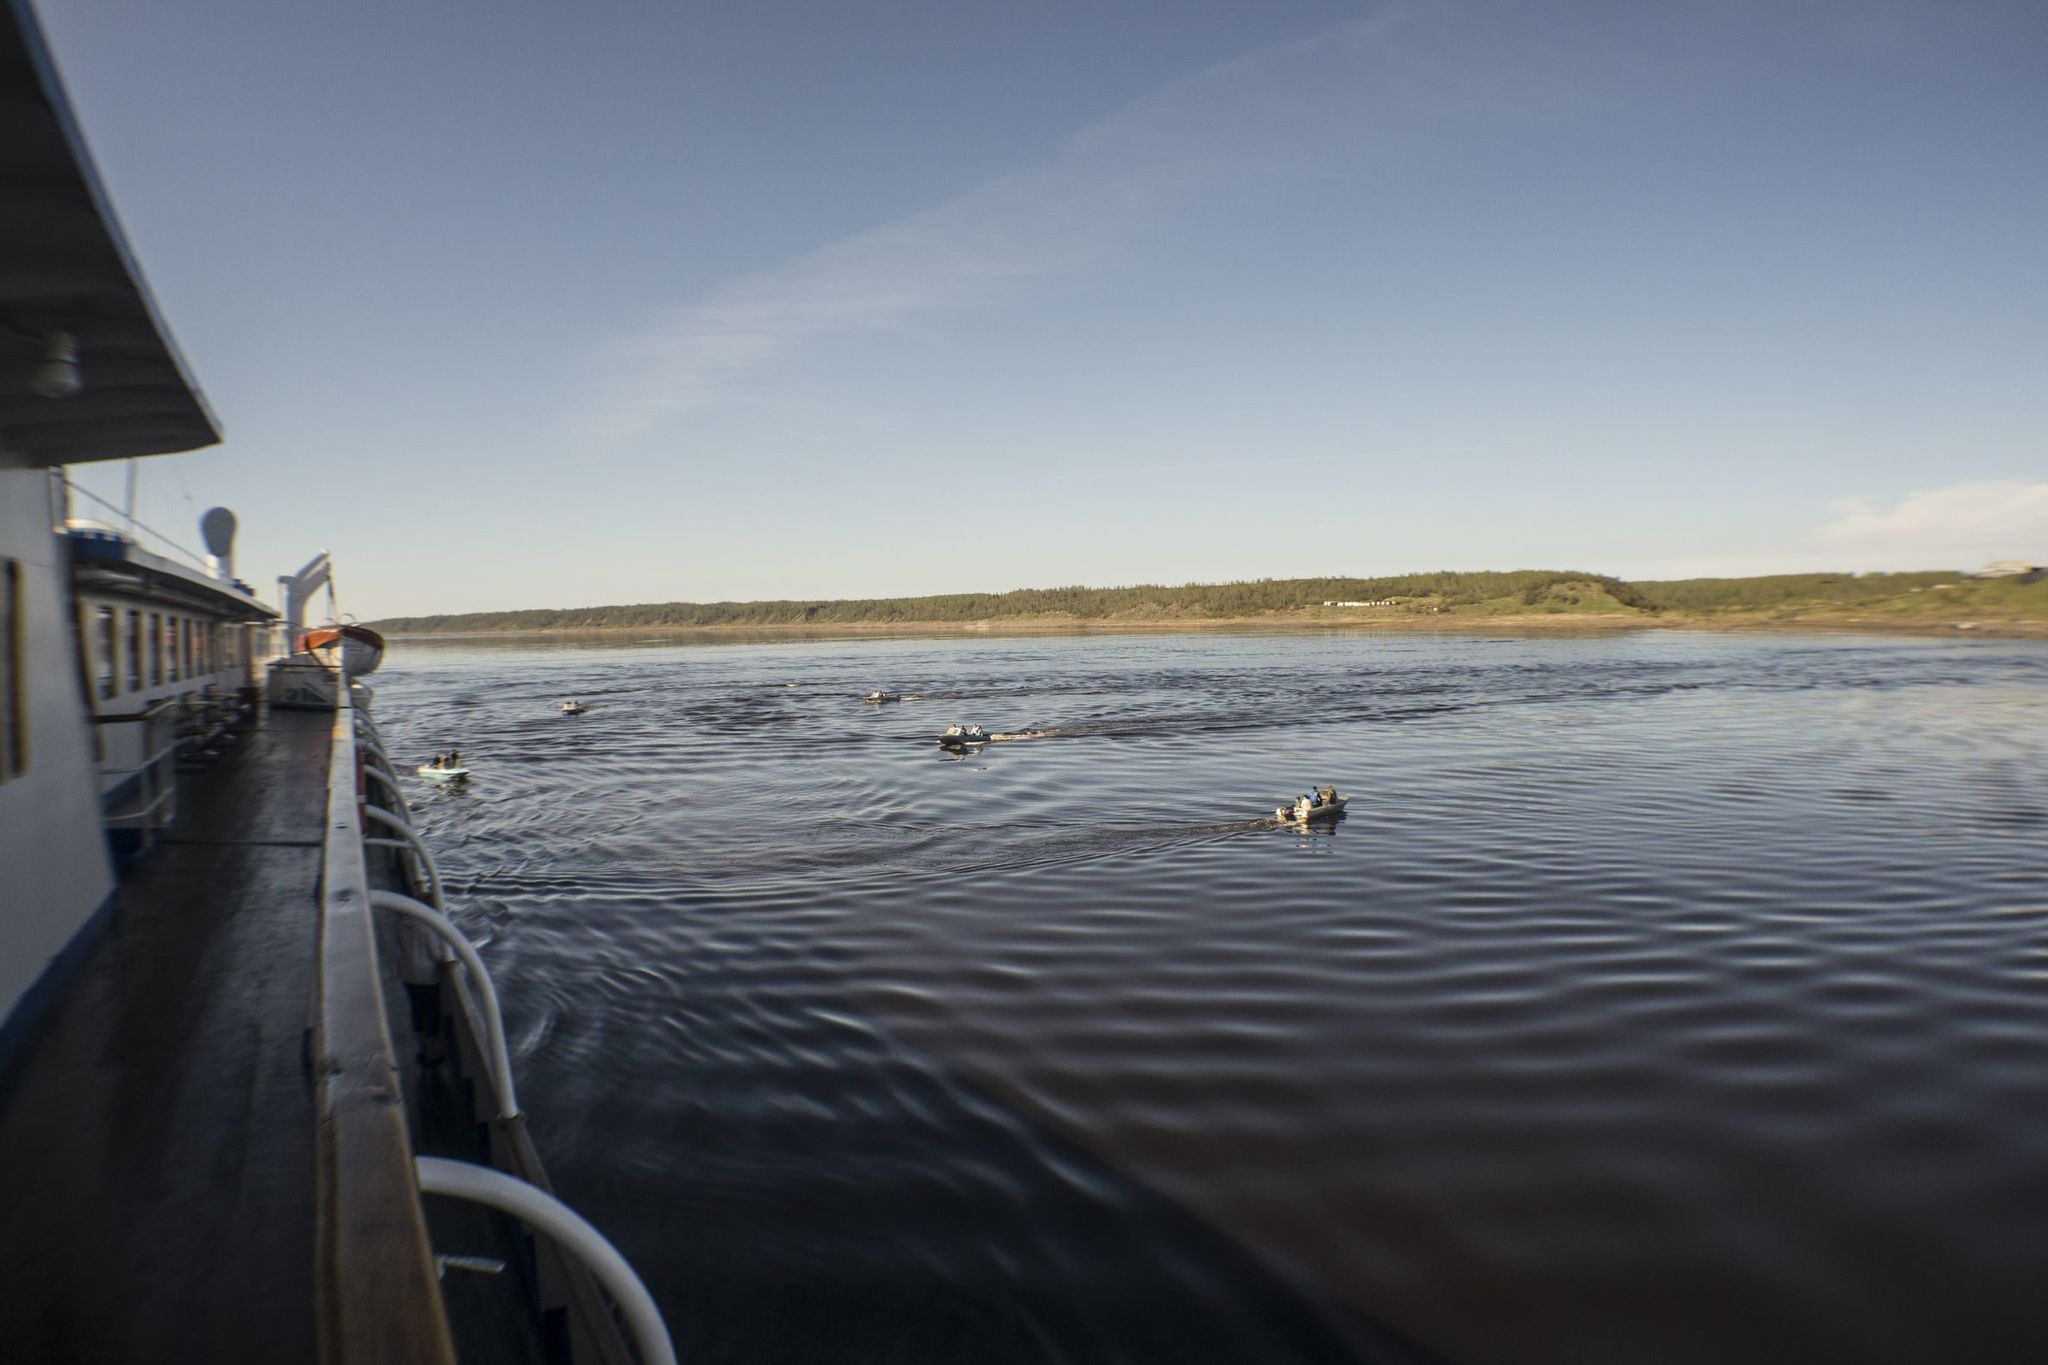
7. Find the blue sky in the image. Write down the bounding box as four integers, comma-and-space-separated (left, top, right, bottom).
43, 0, 2048, 617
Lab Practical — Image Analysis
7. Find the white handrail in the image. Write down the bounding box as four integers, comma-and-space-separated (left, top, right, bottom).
362, 805, 445, 912
369, 890, 520, 1120
360, 764, 448, 961
362, 762, 403, 802
414, 1158, 676, 1365
356, 731, 397, 773
361, 754, 408, 818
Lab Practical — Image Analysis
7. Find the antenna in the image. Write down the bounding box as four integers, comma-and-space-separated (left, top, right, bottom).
199, 506, 236, 580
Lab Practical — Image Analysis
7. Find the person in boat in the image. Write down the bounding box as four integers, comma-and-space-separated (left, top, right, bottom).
449, 749, 461, 767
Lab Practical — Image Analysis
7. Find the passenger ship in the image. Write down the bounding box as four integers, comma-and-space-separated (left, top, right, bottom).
0, 4, 669, 1361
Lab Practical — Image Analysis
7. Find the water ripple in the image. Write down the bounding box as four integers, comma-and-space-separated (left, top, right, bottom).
376, 630, 2048, 1365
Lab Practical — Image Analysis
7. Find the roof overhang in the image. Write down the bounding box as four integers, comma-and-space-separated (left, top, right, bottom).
0, 0, 220, 465
69, 530, 277, 621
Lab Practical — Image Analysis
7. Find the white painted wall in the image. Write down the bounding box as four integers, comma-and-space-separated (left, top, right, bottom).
0, 458, 116, 1031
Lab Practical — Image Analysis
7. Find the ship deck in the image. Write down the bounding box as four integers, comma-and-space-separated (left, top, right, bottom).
0, 706, 328, 1363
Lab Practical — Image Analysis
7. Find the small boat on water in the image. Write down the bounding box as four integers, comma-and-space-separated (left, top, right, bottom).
298, 622, 385, 678
418, 752, 470, 784
561, 699, 586, 715
1275, 785, 1346, 824
864, 691, 902, 704
939, 723, 990, 748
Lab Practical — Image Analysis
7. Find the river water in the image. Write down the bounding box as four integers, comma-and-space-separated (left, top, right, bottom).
373, 629, 2048, 1365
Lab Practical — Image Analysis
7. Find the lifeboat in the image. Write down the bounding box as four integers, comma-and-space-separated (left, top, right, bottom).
938, 723, 989, 748
299, 623, 385, 678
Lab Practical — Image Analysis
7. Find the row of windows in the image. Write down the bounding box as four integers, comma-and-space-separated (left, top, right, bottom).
1, 560, 22, 781
0, 575, 258, 786
85, 601, 244, 703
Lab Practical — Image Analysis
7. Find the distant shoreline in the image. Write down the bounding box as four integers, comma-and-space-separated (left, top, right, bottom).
381, 611, 2048, 643
371, 569, 2048, 643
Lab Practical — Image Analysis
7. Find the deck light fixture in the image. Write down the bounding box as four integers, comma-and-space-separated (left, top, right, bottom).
32, 329, 82, 398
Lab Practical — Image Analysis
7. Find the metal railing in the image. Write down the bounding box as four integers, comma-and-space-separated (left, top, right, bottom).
363, 807, 447, 917
94, 699, 182, 848
320, 675, 671, 1365
311, 676, 457, 1365
368, 890, 519, 1121
416, 1159, 677, 1365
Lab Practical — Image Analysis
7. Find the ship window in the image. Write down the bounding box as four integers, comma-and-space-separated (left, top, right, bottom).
148, 612, 162, 686
125, 610, 141, 691
94, 605, 115, 700
164, 615, 180, 683
3, 560, 22, 778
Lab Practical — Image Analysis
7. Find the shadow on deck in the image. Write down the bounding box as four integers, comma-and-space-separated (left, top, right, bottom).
0, 706, 328, 1363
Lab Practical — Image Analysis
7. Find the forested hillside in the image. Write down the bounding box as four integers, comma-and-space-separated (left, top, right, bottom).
370, 568, 2048, 635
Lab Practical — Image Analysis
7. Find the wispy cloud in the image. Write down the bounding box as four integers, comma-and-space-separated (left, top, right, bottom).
1591, 477, 2048, 581
1816, 479, 2048, 568
1127, 442, 1506, 477
560, 15, 1401, 454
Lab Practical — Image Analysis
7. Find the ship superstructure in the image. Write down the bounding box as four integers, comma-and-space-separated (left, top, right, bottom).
0, 0, 222, 1073
0, 4, 668, 1361
65, 520, 278, 861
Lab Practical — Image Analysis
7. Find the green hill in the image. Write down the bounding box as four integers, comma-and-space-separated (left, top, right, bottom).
368, 568, 2048, 636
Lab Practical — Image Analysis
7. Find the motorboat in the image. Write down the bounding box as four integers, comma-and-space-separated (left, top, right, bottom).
417, 758, 470, 784
1275, 785, 1346, 824
298, 622, 385, 678
561, 699, 586, 715
863, 691, 901, 704
939, 723, 990, 747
